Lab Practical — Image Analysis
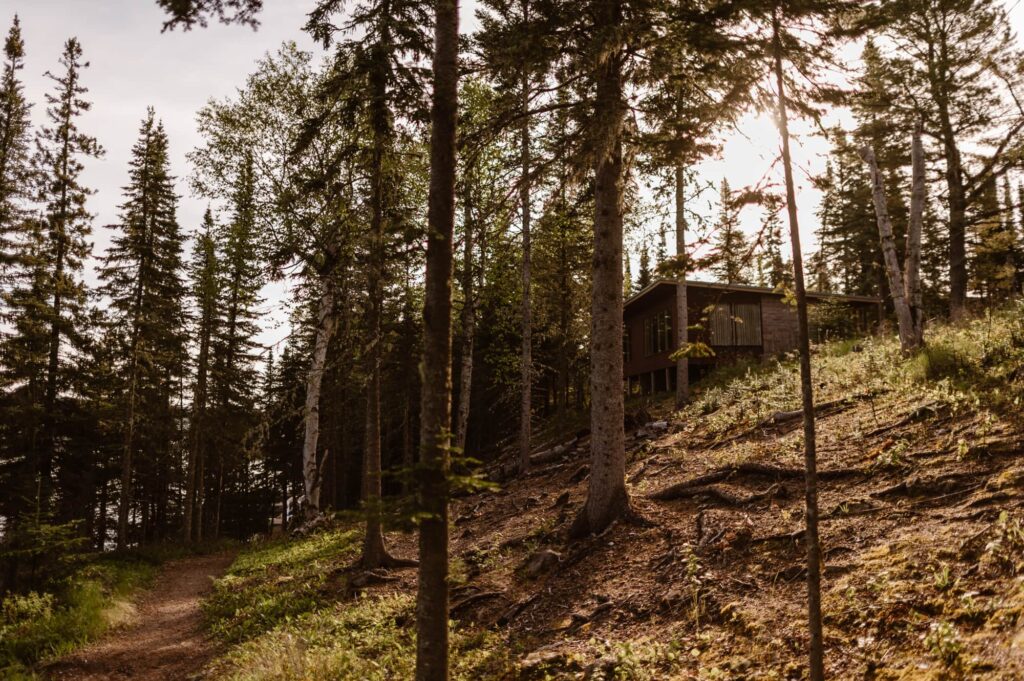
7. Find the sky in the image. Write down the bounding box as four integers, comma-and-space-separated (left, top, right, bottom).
7, 1, 1024, 349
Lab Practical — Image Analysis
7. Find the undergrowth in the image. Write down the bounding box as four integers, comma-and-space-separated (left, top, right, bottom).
683, 302, 1024, 437
204, 524, 514, 680
0, 539, 234, 679
0, 557, 153, 679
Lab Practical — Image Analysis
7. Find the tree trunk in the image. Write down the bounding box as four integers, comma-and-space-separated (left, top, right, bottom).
571, 0, 628, 539
454, 196, 475, 455
183, 312, 211, 542
860, 144, 917, 353
674, 165, 689, 407
361, 39, 396, 567
302, 284, 337, 516
415, 0, 458, 677
116, 332, 141, 550
905, 125, 926, 347
519, 54, 532, 475
773, 11, 824, 681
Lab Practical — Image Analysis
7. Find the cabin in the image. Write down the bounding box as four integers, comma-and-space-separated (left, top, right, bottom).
624, 279, 883, 394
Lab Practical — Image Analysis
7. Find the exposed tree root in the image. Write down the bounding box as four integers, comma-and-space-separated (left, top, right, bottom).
649, 462, 862, 501
449, 590, 507, 615
648, 482, 785, 506
869, 472, 980, 501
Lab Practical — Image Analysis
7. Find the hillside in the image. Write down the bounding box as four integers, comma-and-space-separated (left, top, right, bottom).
200, 306, 1024, 680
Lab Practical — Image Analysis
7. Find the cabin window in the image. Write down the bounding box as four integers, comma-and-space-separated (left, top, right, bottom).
709, 302, 762, 346
623, 328, 631, 363
643, 310, 673, 355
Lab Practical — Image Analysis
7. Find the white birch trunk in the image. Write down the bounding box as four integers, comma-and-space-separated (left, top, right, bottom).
302, 283, 337, 515
859, 144, 918, 353
905, 126, 926, 348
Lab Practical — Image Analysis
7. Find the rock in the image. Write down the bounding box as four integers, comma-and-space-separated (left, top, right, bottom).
524, 548, 561, 578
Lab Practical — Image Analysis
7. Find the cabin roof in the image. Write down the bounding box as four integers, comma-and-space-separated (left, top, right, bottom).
624, 278, 883, 312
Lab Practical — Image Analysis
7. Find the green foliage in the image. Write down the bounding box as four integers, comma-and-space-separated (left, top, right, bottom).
205, 526, 513, 680
984, 512, 1024, 576
923, 621, 963, 671
0, 555, 155, 677
204, 527, 362, 643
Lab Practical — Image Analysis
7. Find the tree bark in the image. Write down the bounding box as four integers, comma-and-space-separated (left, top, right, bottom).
302, 283, 337, 516
519, 52, 532, 475
571, 0, 628, 539
454, 196, 475, 455
184, 296, 212, 542
773, 10, 824, 681
905, 125, 926, 347
674, 165, 689, 408
360, 30, 398, 566
415, 0, 458, 678
860, 144, 917, 353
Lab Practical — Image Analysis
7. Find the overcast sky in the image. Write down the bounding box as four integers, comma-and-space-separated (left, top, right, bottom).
7, 1, 1024, 348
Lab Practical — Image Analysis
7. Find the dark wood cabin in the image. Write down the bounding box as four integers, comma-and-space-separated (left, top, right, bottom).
624, 279, 882, 394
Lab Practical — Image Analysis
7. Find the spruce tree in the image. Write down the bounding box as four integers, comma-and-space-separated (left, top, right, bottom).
33, 37, 103, 513
208, 152, 262, 540
306, 0, 430, 567
101, 110, 185, 548
878, 0, 1024, 318
183, 209, 219, 542
0, 15, 32, 272
710, 178, 751, 284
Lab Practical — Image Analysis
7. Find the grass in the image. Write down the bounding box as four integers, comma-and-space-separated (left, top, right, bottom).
680, 301, 1024, 438
0, 556, 152, 679
203, 523, 514, 680
0, 538, 235, 680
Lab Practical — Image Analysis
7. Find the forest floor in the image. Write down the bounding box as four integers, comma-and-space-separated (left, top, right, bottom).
43, 551, 235, 681
202, 305, 1024, 680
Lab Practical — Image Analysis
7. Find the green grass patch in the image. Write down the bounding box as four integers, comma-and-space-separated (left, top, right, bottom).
679, 301, 1024, 436
204, 527, 363, 643
205, 525, 514, 680
0, 556, 155, 679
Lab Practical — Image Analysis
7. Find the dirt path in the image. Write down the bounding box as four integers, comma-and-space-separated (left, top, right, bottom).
45, 551, 236, 681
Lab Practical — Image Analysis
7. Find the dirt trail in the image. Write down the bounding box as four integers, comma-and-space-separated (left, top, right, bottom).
45, 551, 235, 681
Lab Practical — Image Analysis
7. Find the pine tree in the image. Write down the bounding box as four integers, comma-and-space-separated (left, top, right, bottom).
415, 0, 459, 676
636, 239, 653, 291
710, 178, 751, 284
183, 209, 219, 542
33, 37, 103, 514
207, 152, 263, 540
0, 15, 33, 272
878, 0, 1024, 318
969, 175, 1016, 302
101, 110, 185, 548
307, 0, 430, 567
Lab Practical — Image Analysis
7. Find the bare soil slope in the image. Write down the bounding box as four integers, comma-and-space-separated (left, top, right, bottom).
380, 377, 1024, 678
45, 551, 235, 681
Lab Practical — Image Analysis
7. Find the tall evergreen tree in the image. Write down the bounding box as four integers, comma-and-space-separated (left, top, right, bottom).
207, 152, 263, 540
0, 15, 32, 272
307, 0, 430, 567
183, 209, 219, 542
710, 178, 751, 284
878, 0, 1024, 318
101, 110, 185, 548
33, 37, 103, 514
